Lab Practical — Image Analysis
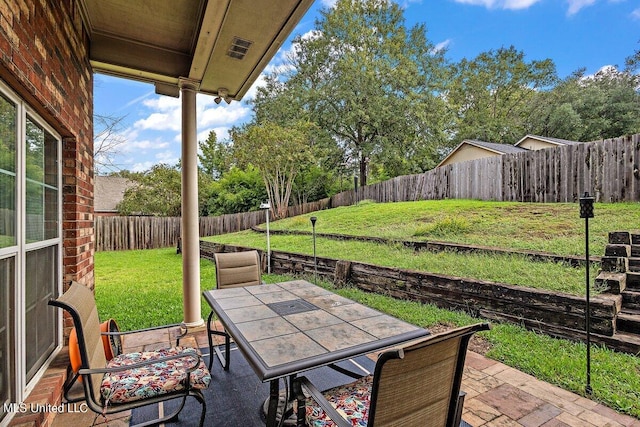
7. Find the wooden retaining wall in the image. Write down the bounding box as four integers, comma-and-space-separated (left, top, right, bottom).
200, 241, 637, 353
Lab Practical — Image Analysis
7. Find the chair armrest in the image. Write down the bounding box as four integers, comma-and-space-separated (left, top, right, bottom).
101, 322, 188, 346
295, 377, 352, 427
101, 322, 183, 336
78, 351, 202, 377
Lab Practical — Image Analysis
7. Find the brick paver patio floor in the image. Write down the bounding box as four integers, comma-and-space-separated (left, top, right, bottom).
48, 324, 640, 427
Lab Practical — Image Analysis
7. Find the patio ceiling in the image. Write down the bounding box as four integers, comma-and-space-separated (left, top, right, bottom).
80, 0, 314, 100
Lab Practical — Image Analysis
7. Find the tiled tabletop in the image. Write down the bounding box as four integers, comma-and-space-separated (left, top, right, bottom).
203, 279, 430, 381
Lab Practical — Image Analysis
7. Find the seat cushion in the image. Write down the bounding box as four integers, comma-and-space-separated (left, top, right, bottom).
101, 346, 211, 404
305, 375, 373, 427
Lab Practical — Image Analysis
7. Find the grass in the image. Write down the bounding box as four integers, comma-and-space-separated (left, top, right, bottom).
94, 248, 216, 330
267, 199, 640, 256
94, 199, 640, 418
206, 232, 594, 295
94, 251, 640, 418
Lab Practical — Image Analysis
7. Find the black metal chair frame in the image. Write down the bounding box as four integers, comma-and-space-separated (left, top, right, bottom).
293, 323, 491, 427
49, 282, 208, 427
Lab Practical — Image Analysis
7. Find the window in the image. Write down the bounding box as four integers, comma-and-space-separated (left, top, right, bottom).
0, 91, 16, 424
0, 80, 61, 423
25, 117, 58, 243
0, 92, 16, 249
25, 246, 58, 381
0, 258, 15, 422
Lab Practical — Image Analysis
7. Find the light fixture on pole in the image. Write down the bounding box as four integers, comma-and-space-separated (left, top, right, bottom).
260, 201, 271, 274
579, 191, 594, 395
310, 217, 317, 285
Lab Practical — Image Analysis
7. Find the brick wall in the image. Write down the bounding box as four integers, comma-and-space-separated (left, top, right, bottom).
0, 0, 95, 288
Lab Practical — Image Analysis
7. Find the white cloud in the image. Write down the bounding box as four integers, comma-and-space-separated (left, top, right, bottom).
133, 111, 181, 132
632, 7, 640, 19
128, 161, 156, 172
566, 0, 597, 15
155, 150, 180, 164
433, 39, 452, 53
199, 103, 251, 128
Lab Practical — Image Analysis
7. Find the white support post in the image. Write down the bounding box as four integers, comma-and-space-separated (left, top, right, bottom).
180, 78, 203, 327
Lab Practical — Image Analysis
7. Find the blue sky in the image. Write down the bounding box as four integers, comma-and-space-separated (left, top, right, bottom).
94, 0, 640, 174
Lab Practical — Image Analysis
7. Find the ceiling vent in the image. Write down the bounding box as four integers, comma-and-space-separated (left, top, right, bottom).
227, 37, 252, 60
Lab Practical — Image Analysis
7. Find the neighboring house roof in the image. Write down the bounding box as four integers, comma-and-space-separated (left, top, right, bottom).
466, 139, 528, 154
94, 176, 133, 213
437, 139, 527, 168
515, 134, 582, 148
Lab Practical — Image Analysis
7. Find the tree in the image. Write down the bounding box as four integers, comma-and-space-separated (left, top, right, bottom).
198, 131, 233, 179
447, 46, 557, 144
625, 41, 640, 72
204, 166, 267, 215
117, 164, 182, 216
232, 121, 315, 218
252, 74, 348, 199
285, 0, 449, 186
528, 67, 640, 141
94, 113, 127, 174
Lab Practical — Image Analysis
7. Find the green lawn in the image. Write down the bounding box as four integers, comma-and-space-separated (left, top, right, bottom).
95, 200, 640, 418
267, 199, 640, 256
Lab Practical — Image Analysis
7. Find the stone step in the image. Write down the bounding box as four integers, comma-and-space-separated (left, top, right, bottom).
600, 256, 628, 273
622, 290, 640, 311
632, 233, 640, 245
629, 258, 640, 273
605, 244, 631, 257
608, 331, 640, 354
609, 231, 631, 244
627, 272, 640, 289
617, 311, 640, 335
595, 272, 626, 294
632, 245, 640, 258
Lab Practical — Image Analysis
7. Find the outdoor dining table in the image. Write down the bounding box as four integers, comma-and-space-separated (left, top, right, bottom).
202, 279, 431, 427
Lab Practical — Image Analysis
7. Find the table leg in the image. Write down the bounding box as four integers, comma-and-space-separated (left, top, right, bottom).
266, 379, 280, 427
291, 378, 306, 427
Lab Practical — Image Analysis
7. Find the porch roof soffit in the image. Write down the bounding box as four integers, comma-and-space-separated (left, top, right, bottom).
79, 0, 314, 100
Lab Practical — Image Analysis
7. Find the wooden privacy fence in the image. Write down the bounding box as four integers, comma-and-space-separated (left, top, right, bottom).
95, 201, 333, 251
352, 134, 640, 204
96, 211, 265, 251
95, 134, 640, 251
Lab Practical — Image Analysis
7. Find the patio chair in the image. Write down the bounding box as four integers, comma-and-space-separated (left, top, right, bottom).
293, 322, 490, 427
49, 282, 211, 427
208, 250, 264, 370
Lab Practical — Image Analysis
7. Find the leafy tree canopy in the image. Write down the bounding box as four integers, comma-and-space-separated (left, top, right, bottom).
204, 166, 267, 215
117, 164, 212, 217
232, 120, 316, 218
448, 45, 558, 144
198, 131, 234, 179
283, 0, 450, 185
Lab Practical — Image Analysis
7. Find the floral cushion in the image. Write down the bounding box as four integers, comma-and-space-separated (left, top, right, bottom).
305, 375, 373, 427
100, 346, 211, 404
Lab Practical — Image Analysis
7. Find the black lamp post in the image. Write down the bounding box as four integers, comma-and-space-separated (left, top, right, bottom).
310, 217, 317, 284
260, 201, 271, 274
579, 191, 594, 395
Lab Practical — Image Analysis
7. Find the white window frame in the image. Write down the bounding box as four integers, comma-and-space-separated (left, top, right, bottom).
0, 79, 63, 426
